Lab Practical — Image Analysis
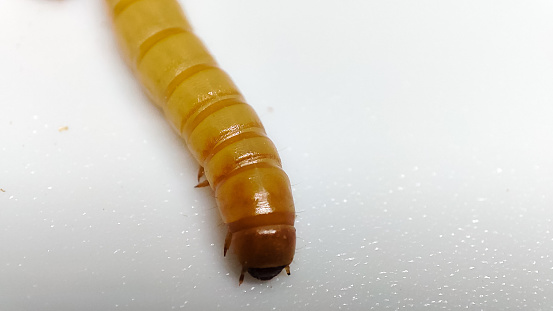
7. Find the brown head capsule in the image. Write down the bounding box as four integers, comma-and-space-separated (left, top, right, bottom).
229, 225, 296, 283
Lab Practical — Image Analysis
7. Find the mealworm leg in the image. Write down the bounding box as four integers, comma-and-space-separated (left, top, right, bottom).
194, 180, 210, 188
285, 265, 291, 275
197, 166, 205, 182
194, 166, 209, 187
239, 266, 246, 286
223, 230, 232, 257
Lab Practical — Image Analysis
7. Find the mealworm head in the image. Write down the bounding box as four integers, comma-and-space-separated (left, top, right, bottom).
247, 265, 287, 281
231, 224, 296, 281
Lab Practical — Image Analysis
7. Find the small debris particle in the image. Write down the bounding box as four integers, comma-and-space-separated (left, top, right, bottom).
0, 189, 5, 192
58, 126, 69, 132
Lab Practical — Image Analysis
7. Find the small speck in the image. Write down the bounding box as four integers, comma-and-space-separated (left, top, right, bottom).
472, 219, 479, 224
58, 126, 69, 132
0, 189, 5, 192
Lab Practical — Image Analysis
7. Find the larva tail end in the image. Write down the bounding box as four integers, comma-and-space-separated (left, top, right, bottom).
247, 266, 287, 281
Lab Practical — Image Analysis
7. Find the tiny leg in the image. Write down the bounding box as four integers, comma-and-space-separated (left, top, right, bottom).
197, 166, 205, 182
224, 230, 232, 257
194, 180, 210, 188
239, 266, 247, 285
194, 166, 210, 188
285, 265, 291, 275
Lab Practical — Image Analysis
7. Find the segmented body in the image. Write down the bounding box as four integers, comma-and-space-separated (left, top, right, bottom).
104, 0, 296, 282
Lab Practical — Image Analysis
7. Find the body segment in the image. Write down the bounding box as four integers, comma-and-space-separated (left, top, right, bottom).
105, 0, 296, 282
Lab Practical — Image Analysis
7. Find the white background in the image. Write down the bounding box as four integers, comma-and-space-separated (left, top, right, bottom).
1, 0, 553, 310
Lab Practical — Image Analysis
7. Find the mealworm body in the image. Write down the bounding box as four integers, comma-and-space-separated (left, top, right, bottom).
104, 0, 296, 283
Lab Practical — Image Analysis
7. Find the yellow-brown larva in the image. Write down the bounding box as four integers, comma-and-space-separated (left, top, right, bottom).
104, 0, 296, 284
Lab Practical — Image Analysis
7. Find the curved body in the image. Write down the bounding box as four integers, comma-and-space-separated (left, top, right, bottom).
104, 0, 296, 282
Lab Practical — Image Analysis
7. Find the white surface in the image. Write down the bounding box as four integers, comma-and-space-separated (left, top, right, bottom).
1, 0, 553, 310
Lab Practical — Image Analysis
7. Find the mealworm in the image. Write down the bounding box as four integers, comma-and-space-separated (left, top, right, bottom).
104, 0, 296, 284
